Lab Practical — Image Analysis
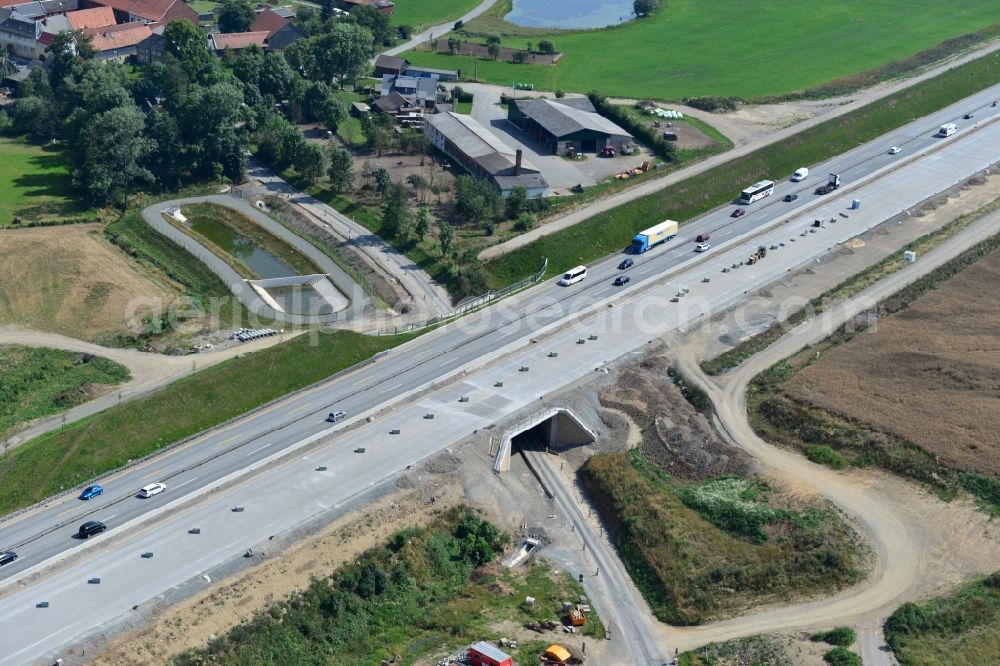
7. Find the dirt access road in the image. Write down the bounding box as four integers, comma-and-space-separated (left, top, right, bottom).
665, 208, 1000, 653
479, 37, 1000, 260
0, 328, 300, 450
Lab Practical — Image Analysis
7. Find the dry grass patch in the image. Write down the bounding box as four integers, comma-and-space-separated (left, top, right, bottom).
0, 224, 177, 341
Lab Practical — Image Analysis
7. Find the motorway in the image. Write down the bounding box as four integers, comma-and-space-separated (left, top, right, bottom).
1, 86, 1000, 663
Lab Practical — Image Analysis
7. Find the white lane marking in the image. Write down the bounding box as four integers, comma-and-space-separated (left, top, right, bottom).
383, 383, 402, 393
245, 443, 271, 457
173, 478, 198, 490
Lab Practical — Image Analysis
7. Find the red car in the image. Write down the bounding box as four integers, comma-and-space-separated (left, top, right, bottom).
696, 234, 710, 243
731, 209, 745, 218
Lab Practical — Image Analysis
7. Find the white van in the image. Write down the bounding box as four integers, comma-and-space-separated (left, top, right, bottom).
938, 123, 957, 137
558, 266, 587, 286
791, 167, 809, 182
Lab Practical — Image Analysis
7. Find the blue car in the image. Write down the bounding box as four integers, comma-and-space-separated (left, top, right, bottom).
80, 485, 103, 500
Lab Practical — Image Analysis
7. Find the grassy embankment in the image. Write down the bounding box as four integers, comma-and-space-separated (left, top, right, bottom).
172, 507, 603, 665
0, 329, 417, 515
579, 450, 864, 625
177, 202, 322, 279
405, 0, 1000, 100
0, 134, 98, 227
747, 232, 1000, 513
104, 205, 257, 345
481, 48, 1000, 288
701, 190, 1000, 375
885, 572, 1000, 665
391, 0, 482, 33
0, 345, 131, 440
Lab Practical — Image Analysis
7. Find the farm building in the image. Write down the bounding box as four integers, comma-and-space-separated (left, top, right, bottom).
405, 64, 458, 81
468, 641, 513, 666
248, 8, 306, 51
508, 97, 633, 155
425, 111, 548, 197
374, 53, 408, 77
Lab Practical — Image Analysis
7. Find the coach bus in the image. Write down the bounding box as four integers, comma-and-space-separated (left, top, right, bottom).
739, 180, 775, 204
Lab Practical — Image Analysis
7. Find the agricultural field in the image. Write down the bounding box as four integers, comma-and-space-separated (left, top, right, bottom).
406, 0, 1000, 99
0, 224, 178, 342
783, 245, 1000, 476
885, 572, 1000, 665
749, 233, 1000, 511
482, 48, 1000, 287
0, 345, 131, 440
391, 0, 482, 33
583, 355, 865, 626
171, 508, 603, 665
0, 329, 416, 515
0, 135, 96, 227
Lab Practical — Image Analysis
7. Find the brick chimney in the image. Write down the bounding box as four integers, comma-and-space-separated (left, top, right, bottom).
515, 149, 522, 176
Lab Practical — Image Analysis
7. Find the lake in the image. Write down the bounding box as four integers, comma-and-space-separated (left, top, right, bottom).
506, 0, 634, 29
189, 218, 296, 279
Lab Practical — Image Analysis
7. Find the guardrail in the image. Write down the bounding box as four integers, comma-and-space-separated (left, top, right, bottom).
366, 259, 549, 336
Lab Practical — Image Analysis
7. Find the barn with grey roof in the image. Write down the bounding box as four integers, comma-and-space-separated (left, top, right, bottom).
508, 97, 633, 155
425, 111, 548, 197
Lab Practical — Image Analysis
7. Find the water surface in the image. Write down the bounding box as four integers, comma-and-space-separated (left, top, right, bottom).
506, 0, 634, 29
189, 218, 296, 279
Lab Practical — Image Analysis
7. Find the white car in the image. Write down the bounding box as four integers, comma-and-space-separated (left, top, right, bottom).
138, 482, 166, 498
695, 243, 711, 252
888, 146, 901, 155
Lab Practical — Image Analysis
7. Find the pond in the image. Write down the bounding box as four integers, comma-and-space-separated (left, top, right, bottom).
189, 218, 297, 279
506, 0, 635, 29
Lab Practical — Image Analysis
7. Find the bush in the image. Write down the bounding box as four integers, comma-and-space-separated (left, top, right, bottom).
537, 39, 555, 54
453, 19, 463, 29
515, 213, 535, 232
667, 366, 711, 413
824, 647, 861, 666
804, 445, 848, 470
684, 96, 742, 112
679, 478, 779, 542
811, 627, 857, 646
555, 89, 565, 98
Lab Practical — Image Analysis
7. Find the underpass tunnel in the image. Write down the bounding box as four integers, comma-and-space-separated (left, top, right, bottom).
495, 408, 597, 474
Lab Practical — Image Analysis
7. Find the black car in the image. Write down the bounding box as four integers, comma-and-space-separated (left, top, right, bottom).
613, 275, 631, 286
964, 112, 974, 119
78, 520, 107, 538
617, 258, 634, 270
0, 550, 17, 566
784, 193, 799, 202
731, 208, 745, 218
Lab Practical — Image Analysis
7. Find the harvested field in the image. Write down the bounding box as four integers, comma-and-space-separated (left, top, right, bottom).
783, 246, 1000, 476
0, 224, 177, 341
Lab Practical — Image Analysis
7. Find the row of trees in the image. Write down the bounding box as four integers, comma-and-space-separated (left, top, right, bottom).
8, 12, 375, 207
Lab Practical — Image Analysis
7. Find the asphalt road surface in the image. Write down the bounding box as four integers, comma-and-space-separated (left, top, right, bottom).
1, 87, 999, 663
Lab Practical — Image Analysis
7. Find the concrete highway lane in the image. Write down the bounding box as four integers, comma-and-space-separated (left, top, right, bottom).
2, 84, 999, 577
1, 84, 999, 663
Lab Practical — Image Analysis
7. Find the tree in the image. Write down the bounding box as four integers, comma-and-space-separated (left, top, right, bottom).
406, 173, 427, 200
526, 41, 533, 54
373, 166, 391, 194
512, 50, 529, 64
303, 82, 347, 129
295, 141, 327, 184
326, 144, 354, 193
164, 19, 213, 81
46, 30, 93, 90
415, 205, 431, 241
487, 42, 501, 60
258, 52, 295, 99
438, 220, 454, 255
11, 96, 58, 140
447, 37, 462, 55
537, 39, 556, 55
633, 0, 660, 16
365, 114, 394, 156
381, 182, 410, 237
218, 0, 255, 33
454, 174, 502, 225
144, 107, 183, 190
77, 103, 156, 207
349, 5, 391, 46
308, 23, 374, 86
255, 113, 305, 169
429, 35, 439, 52
505, 186, 527, 219
485, 34, 501, 45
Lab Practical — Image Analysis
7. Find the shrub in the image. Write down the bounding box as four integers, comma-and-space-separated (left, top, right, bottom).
537, 39, 555, 54
679, 478, 779, 541
804, 445, 848, 470
811, 627, 857, 646
824, 647, 861, 666
684, 96, 742, 112
453, 19, 463, 30
515, 213, 535, 232
666, 366, 711, 413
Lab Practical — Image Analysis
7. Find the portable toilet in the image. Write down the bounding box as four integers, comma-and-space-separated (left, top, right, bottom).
851, 199, 861, 209
904, 251, 917, 263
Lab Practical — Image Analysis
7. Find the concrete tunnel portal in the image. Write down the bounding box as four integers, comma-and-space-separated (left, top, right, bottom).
492, 407, 596, 474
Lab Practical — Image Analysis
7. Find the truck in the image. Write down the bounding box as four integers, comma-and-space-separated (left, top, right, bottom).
631, 219, 678, 253
814, 172, 841, 195
747, 245, 767, 265
938, 123, 957, 137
